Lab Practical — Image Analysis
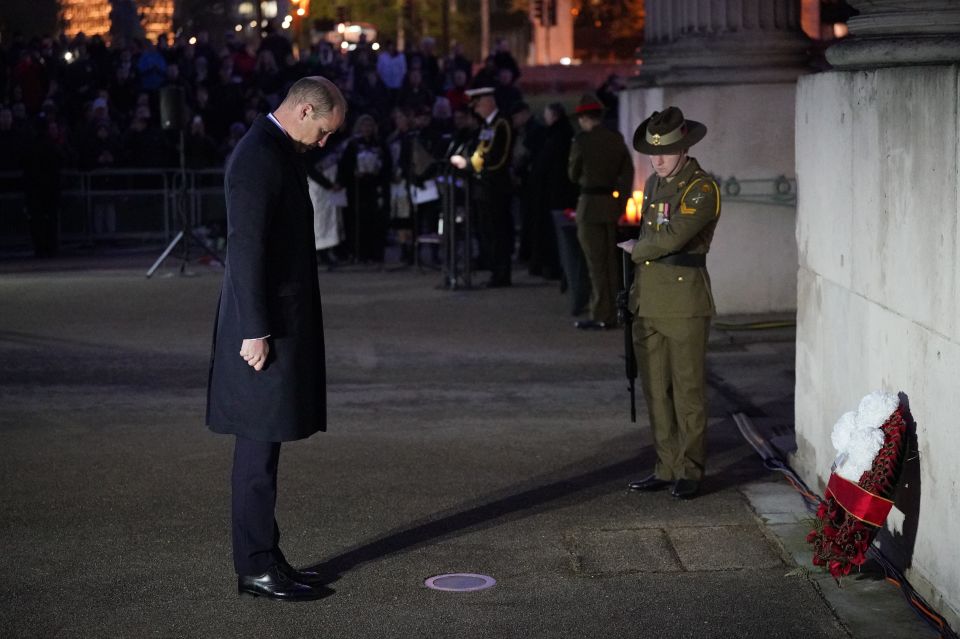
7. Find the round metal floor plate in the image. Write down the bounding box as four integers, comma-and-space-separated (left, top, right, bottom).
424, 573, 496, 592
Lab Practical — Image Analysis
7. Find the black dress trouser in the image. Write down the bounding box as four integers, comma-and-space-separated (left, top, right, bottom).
476, 187, 514, 284
231, 436, 286, 576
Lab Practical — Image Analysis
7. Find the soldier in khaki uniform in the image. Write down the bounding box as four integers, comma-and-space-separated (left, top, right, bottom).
568, 94, 634, 329
618, 107, 721, 499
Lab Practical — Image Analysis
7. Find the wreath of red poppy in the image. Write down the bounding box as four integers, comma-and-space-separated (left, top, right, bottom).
807, 400, 907, 580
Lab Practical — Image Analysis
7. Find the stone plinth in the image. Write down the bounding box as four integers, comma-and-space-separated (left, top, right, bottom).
827, 0, 960, 68
795, 64, 960, 630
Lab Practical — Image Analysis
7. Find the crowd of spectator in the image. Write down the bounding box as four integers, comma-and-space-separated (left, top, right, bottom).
0, 27, 530, 171
1, 26, 625, 269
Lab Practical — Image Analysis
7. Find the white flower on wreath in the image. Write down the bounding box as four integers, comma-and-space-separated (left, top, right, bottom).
831, 391, 899, 483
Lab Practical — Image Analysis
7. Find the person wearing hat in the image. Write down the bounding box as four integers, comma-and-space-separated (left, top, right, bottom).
568, 93, 634, 329
618, 107, 721, 500
450, 85, 514, 287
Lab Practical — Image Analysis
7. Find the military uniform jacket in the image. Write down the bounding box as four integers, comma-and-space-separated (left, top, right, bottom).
568, 126, 634, 225
206, 116, 327, 442
629, 157, 721, 318
468, 110, 512, 201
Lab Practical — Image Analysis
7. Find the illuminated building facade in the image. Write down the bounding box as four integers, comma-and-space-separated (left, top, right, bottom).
140, 0, 175, 41
58, 0, 112, 38
58, 0, 175, 43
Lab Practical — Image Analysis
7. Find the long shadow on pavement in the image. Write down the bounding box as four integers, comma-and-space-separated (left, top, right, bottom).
308, 425, 772, 584
308, 441, 654, 582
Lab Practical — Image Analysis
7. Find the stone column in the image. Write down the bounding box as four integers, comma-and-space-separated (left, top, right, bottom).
637, 0, 810, 86
826, 0, 960, 68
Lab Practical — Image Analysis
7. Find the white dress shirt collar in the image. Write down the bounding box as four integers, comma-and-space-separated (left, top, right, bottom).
267, 112, 288, 137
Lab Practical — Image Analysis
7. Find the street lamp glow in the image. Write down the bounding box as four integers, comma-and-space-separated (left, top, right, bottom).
64, 51, 74, 62
560, 56, 572, 66
371, 42, 380, 51
235, 24, 243, 32
249, 20, 257, 28
337, 22, 345, 34
340, 41, 349, 50
297, 7, 306, 16
188, 36, 197, 45
282, 22, 290, 29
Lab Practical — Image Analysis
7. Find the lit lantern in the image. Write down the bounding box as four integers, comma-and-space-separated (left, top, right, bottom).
625, 198, 638, 224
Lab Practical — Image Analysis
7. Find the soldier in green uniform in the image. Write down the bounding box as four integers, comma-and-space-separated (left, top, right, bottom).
568, 94, 634, 329
618, 107, 721, 499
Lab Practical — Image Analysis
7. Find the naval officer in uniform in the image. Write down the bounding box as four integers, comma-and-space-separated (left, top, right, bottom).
618, 107, 721, 500
450, 85, 514, 287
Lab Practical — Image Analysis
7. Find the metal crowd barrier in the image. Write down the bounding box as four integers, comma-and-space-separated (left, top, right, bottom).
0, 168, 227, 249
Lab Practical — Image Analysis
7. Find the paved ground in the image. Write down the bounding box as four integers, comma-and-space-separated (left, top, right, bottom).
0, 253, 936, 638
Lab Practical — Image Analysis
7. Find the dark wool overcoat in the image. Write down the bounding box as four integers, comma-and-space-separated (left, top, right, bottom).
206, 115, 326, 442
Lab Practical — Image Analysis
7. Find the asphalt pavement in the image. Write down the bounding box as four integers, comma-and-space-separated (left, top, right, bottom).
0, 253, 937, 638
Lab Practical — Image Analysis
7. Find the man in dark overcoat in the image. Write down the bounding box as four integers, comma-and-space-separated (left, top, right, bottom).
206, 76, 346, 601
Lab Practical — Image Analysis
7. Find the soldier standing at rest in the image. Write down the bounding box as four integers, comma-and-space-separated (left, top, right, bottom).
450, 85, 514, 287
569, 94, 634, 329
618, 107, 721, 500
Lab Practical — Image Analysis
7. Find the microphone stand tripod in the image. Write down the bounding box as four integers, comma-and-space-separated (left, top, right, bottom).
146, 129, 224, 278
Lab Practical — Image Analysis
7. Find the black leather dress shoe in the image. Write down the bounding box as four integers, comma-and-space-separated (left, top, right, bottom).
628, 474, 671, 491
237, 565, 331, 601
671, 479, 700, 500
277, 561, 328, 586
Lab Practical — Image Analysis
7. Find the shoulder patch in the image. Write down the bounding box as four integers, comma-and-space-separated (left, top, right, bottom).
680, 178, 716, 215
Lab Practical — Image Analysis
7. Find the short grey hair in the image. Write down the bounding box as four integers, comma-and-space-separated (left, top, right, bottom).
283, 76, 346, 118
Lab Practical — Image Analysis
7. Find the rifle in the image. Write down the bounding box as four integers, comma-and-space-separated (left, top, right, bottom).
617, 250, 637, 422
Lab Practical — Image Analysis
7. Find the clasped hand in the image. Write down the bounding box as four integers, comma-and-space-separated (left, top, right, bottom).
240, 338, 269, 371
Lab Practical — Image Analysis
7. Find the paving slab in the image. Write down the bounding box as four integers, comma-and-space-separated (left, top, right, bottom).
567, 528, 681, 575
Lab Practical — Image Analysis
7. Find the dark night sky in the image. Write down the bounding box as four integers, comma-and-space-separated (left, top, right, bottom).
1, 0, 59, 40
